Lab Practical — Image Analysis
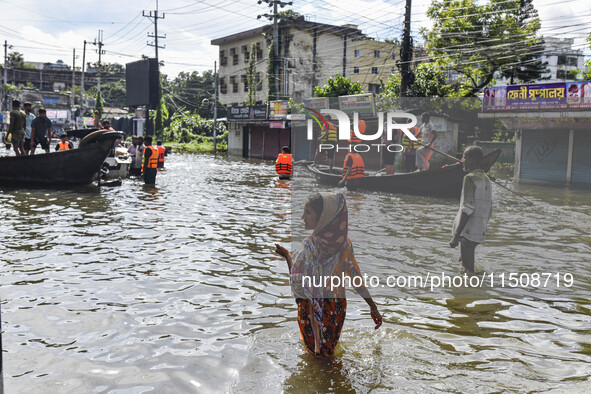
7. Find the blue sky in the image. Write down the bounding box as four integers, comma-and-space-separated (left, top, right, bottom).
0, 0, 588, 78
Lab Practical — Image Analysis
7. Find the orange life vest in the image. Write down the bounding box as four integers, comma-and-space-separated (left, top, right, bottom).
275, 153, 293, 175
157, 145, 166, 164
58, 141, 70, 151
142, 145, 159, 170
348, 119, 367, 143
342, 153, 365, 180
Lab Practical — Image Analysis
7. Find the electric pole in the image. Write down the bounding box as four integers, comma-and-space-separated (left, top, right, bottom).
90, 30, 105, 95
398, 0, 414, 98
143, 1, 165, 136
81, 40, 86, 113
71, 48, 76, 108
257, 0, 292, 101
3, 40, 11, 111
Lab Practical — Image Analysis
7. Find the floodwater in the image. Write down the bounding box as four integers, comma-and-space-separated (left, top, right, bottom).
1, 153, 590, 393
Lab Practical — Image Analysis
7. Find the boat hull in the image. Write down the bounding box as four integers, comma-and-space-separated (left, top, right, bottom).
0, 132, 123, 187
307, 149, 501, 198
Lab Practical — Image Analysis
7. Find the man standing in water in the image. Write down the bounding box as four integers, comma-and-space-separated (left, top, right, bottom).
142, 136, 159, 185
450, 146, 492, 272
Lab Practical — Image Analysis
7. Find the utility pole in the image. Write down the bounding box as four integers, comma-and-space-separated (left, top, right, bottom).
71, 48, 76, 108
398, 0, 414, 98
3, 40, 10, 111
213, 61, 218, 159
257, 0, 292, 101
143, 1, 165, 136
81, 40, 86, 113
90, 30, 105, 95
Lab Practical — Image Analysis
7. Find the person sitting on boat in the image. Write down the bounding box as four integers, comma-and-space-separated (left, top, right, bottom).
449, 146, 493, 273
156, 140, 166, 169
101, 120, 115, 132
316, 121, 338, 171
415, 112, 436, 171
55, 134, 73, 151
338, 144, 365, 187
275, 146, 293, 180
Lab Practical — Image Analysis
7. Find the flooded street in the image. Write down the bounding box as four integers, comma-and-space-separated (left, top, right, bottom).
1, 153, 590, 392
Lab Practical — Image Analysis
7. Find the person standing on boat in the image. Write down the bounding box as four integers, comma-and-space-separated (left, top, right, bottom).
275, 146, 293, 179
8, 99, 26, 156
30, 108, 52, 154
142, 136, 159, 185
23, 102, 35, 155
55, 134, 73, 151
449, 146, 493, 272
274, 192, 382, 357
316, 122, 337, 171
415, 112, 436, 171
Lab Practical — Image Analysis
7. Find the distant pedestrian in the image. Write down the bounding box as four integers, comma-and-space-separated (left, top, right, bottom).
30, 108, 52, 154
415, 112, 436, 171
142, 136, 159, 185
156, 140, 166, 168
134, 136, 145, 176
23, 102, 35, 155
8, 99, 26, 156
450, 146, 493, 272
275, 146, 292, 179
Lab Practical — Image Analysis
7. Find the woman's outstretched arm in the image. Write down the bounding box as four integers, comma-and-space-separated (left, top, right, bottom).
274, 243, 292, 273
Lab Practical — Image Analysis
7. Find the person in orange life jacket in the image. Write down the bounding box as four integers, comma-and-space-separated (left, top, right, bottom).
55, 134, 73, 151
402, 125, 421, 172
156, 140, 166, 168
347, 119, 366, 144
142, 136, 159, 185
338, 120, 366, 186
101, 120, 115, 131
316, 122, 338, 171
275, 146, 293, 179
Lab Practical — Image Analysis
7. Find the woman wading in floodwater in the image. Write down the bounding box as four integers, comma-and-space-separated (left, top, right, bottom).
275, 192, 382, 357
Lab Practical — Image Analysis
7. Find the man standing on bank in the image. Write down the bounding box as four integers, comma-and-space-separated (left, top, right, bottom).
142, 136, 159, 185
449, 146, 493, 272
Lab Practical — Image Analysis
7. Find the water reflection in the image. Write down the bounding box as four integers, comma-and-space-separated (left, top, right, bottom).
0, 155, 590, 392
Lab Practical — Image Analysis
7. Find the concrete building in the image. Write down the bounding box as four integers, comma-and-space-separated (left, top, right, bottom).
349, 37, 400, 95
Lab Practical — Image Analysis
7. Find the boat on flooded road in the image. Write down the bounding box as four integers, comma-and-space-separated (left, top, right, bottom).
307, 149, 501, 198
0, 130, 124, 188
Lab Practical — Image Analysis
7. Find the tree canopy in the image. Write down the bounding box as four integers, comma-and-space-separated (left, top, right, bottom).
423, 0, 547, 96
313, 74, 363, 97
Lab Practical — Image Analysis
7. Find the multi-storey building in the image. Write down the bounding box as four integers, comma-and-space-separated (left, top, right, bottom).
211, 19, 412, 105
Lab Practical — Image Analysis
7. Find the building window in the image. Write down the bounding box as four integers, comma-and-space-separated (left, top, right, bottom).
220, 50, 227, 67
230, 76, 238, 93
353, 66, 360, 74
241, 74, 248, 91
242, 45, 250, 63
256, 43, 263, 60
557, 55, 566, 65
368, 83, 381, 94
230, 48, 238, 65
354, 49, 360, 57
220, 77, 227, 94
371, 67, 378, 74
374, 50, 380, 58
567, 57, 578, 67
392, 53, 396, 60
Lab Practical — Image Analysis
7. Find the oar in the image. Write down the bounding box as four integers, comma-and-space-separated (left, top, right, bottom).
418, 142, 535, 206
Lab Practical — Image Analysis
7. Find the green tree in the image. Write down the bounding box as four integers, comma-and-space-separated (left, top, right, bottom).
94, 90, 104, 119
313, 74, 363, 97
246, 43, 258, 105
424, 0, 546, 96
6, 51, 25, 68
573, 33, 591, 81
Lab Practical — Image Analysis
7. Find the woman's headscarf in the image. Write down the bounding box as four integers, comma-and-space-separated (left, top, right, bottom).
290, 192, 350, 299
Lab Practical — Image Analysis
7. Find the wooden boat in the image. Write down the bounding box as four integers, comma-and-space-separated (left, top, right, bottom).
307, 149, 501, 198
0, 131, 124, 187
